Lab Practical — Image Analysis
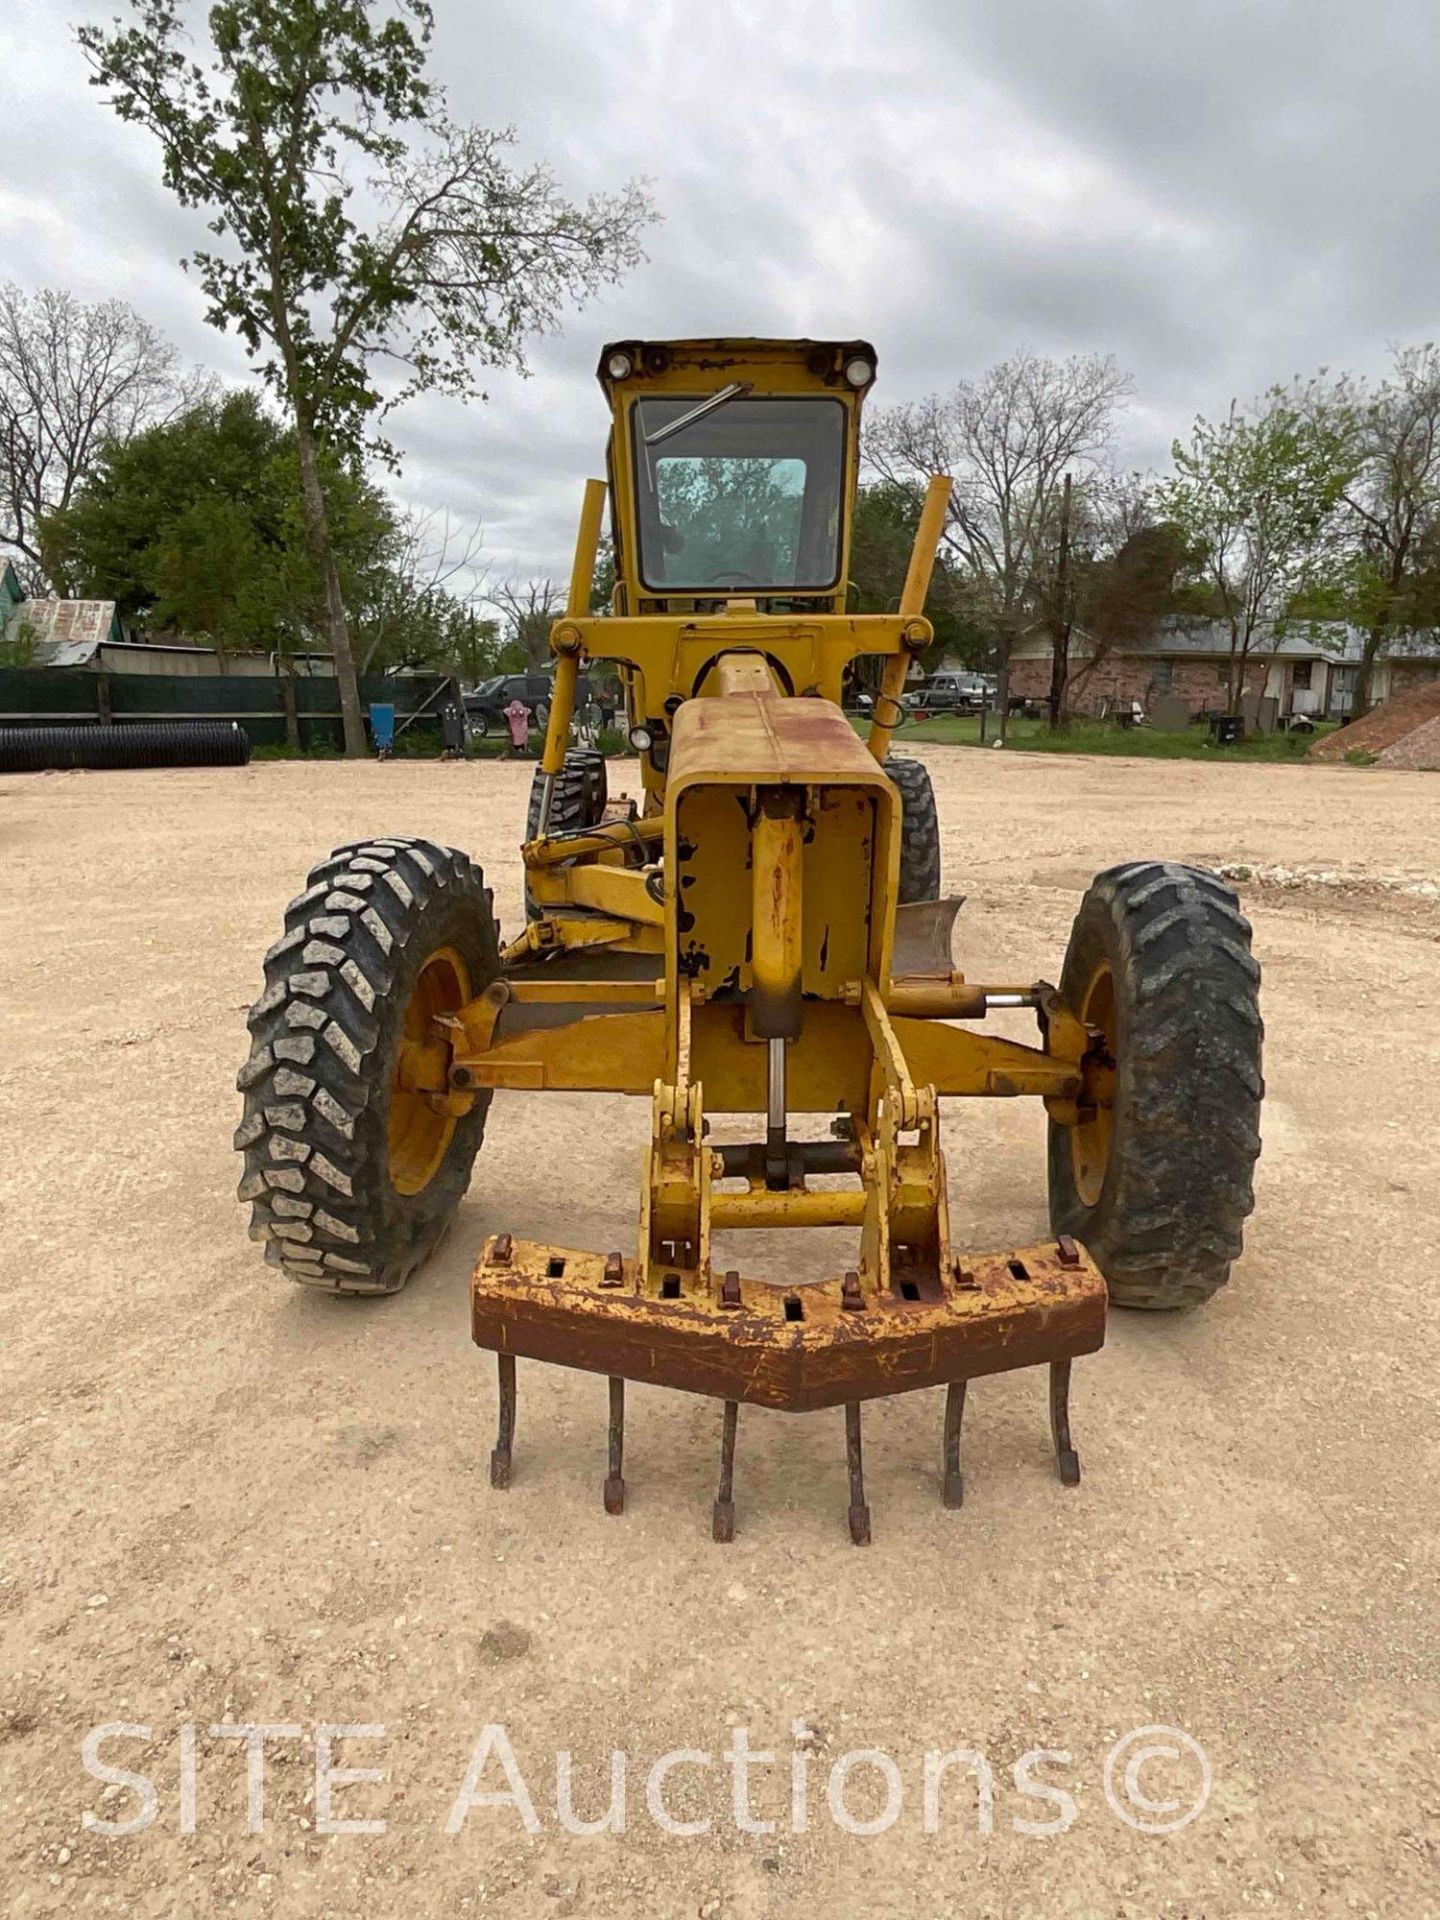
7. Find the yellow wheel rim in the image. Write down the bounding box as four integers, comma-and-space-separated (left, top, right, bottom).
1070, 958, 1117, 1208
388, 945, 471, 1196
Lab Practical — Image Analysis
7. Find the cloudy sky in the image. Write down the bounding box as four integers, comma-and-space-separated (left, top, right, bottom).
5, 0, 1440, 595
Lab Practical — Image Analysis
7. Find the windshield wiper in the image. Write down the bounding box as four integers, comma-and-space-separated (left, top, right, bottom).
643, 381, 753, 447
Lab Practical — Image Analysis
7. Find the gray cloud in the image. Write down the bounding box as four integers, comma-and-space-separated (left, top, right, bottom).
4, 0, 1438, 589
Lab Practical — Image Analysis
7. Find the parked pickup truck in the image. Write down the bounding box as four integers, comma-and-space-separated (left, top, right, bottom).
905, 671, 996, 715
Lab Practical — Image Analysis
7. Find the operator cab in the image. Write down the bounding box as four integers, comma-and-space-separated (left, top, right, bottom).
596, 338, 876, 617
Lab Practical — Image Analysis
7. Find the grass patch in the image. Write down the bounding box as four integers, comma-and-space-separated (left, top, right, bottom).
874, 712, 1339, 763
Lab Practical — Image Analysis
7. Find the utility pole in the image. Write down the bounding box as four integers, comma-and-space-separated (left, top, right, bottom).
1047, 472, 1073, 732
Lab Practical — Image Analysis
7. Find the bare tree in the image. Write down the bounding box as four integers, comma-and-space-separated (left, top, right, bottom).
355, 505, 489, 671
489, 578, 565, 668
0, 283, 204, 591
868, 350, 1135, 727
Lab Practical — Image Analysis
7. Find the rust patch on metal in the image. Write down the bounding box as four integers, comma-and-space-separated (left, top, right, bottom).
472, 1239, 1106, 1414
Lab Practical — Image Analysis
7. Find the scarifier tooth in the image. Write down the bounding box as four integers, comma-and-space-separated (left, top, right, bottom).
603, 1377, 626, 1515
490, 1353, 516, 1489
845, 1404, 871, 1546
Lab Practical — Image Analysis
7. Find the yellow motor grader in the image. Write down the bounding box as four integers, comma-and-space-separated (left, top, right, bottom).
237, 338, 1263, 1541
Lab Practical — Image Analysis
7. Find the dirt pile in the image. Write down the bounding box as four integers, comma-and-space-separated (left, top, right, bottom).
1375, 711, 1440, 770
1309, 680, 1440, 765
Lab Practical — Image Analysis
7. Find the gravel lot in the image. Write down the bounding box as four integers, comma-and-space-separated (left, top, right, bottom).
2, 747, 1438, 1918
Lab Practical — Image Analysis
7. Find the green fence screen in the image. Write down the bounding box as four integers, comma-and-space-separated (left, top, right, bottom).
0, 667, 455, 750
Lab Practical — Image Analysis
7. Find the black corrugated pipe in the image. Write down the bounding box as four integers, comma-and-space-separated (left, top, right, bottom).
0, 721, 253, 774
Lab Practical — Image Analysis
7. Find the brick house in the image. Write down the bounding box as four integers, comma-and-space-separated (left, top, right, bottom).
1006, 620, 1440, 720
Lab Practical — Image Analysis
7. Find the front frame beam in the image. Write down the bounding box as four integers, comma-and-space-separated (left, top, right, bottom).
449, 995, 1083, 1103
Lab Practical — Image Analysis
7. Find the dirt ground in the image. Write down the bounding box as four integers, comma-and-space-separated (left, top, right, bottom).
2, 747, 1438, 1919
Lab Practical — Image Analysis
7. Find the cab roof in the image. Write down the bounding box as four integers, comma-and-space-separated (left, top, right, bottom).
596, 337, 878, 396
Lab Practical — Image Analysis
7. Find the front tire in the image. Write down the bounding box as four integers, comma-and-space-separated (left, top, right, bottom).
236, 837, 500, 1294
1047, 861, 1263, 1310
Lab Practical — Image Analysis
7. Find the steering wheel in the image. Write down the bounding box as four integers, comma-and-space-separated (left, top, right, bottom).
706, 570, 760, 586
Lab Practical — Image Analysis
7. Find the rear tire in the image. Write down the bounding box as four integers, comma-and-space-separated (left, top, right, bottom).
236, 837, 500, 1294
525, 747, 607, 840
885, 755, 942, 903
1047, 860, 1263, 1310
524, 748, 608, 920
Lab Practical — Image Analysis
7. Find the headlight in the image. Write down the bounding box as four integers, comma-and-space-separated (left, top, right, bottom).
843, 356, 874, 388
607, 350, 634, 381
628, 724, 653, 752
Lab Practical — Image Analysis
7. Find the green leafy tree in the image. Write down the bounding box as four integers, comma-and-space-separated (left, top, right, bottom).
1303, 348, 1440, 715
1157, 391, 1356, 711
80, 1, 655, 754
590, 535, 617, 614
846, 480, 983, 687
1029, 472, 1189, 727
43, 389, 389, 664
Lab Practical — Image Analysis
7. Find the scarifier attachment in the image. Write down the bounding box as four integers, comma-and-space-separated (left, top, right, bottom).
474, 1233, 1104, 1540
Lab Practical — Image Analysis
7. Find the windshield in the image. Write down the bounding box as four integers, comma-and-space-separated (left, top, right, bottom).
631, 396, 847, 592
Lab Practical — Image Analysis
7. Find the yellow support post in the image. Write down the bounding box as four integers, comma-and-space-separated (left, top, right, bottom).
540, 477, 607, 785
866, 472, 952, 763
566, 477, 609, 619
